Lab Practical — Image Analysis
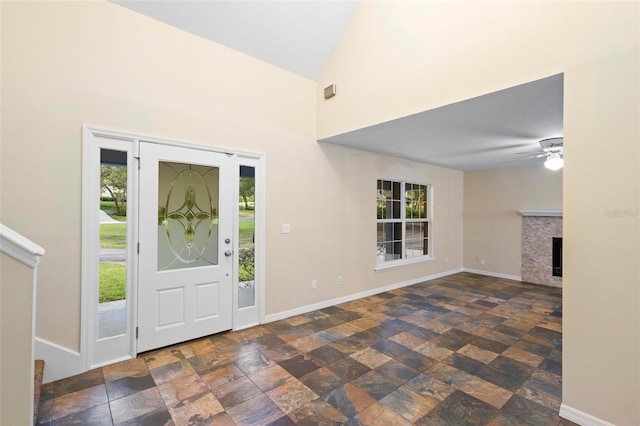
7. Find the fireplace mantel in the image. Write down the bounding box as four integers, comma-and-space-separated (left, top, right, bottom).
519, 210, 563, 217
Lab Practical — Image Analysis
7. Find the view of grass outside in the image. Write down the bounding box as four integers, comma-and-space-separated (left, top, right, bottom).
100, 200, 127, 303
100, 223, 127, 248
99, 262, 126, 302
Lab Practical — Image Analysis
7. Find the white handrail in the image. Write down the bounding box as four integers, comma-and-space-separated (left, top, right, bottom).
0, 223, 46, 268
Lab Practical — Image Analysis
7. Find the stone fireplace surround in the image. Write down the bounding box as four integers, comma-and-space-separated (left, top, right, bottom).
519, 210, 563, 288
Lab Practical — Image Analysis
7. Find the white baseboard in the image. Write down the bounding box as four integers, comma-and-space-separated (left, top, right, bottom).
463, 268, 522, 282
264, 268, 464, 324
559, 403, 616, 426
35, 337, 82, 384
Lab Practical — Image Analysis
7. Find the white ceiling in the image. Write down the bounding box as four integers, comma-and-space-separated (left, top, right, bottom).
111, 0, 359, 80
321, 74, 564, 171
110, 1, 563, 171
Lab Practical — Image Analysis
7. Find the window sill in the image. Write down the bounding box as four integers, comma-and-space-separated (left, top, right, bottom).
375, 256, 435, 272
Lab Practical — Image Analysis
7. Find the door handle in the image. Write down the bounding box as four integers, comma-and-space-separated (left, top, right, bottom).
224, 250, 233, 257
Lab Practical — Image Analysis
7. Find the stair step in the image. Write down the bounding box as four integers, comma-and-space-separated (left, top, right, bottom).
34, 359, 45, 426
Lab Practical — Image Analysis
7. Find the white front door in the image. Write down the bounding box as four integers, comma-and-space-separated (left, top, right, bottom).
137, 142, 234, 352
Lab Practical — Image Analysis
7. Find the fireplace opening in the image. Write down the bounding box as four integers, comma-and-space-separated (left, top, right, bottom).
552, 237, 563, 277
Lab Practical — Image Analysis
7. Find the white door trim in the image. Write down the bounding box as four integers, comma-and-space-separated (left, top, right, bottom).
81, 126, 266, 369
81, 127, 139, 370
234, 156, 265, 330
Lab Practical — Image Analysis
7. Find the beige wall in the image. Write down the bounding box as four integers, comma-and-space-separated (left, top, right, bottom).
318, 2, 638, 424
463, 167, 562, 278
563, 50, 639, 425
267, 142, 463, 315
0, 0, 463, 359
317, 1, 638, 139
0, 254, 35, 426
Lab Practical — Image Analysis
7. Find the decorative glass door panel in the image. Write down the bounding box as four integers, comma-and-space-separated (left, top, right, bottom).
157, 162, 219, 271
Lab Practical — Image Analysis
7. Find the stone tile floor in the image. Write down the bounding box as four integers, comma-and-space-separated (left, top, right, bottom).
37, 273, 577, 425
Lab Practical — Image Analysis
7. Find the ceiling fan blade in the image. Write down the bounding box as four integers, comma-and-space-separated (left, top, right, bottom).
501, 153, 547, 164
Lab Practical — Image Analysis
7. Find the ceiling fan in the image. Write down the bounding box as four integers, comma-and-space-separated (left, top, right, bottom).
512, 137, 564, 170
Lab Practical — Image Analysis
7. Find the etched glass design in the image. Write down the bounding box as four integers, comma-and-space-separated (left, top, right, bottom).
158, 162, 219, 271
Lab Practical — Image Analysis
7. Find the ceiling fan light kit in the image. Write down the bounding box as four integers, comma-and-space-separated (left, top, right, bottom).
541, 137, 564, 171
544, 152, 564, 171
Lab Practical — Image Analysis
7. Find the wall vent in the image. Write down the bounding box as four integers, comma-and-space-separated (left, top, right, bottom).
324, 84, 336, 99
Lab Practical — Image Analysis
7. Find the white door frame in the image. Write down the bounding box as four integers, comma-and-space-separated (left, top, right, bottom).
234, 155, 265, 330
81, 126, 265, 369
81, 127, 139, 369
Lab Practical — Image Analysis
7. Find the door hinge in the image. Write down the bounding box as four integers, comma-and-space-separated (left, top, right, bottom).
137, 242, 140, 254
136, 327, 139, 339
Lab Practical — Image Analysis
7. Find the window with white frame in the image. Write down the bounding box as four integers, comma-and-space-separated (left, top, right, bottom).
376, 179, 431, 265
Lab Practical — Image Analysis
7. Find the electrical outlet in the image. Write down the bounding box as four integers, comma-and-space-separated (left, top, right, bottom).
480, 259, 486, 265
516, 260, 522, 268
311, 280, 317, 290
337, 276, 343, 286
282, 224, 291, 234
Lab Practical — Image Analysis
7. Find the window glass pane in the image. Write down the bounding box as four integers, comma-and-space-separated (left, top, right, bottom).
377, 199, 385, 219
393, 222, 402, 240
99, 149, 127, 339
419, 184, 428, 218
406, 184, 427, 219
238, 167, 255, 309
377, 221, 403, 263
405, 222, 423, 258
392, 181, 401, 200
377, 242, 385, 263
392, 201, 401, 219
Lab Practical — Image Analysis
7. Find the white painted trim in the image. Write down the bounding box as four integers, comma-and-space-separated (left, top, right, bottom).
84, 125, 265, 159
518, 209, 563, 217
264, 268, 463, 323
256, 156, 267, 325
559, 403, 616, 426
91, 355, 134, 370
81, 128, 138, 372
233, 155, 265, 330
463, 268, 522, 281
234, 322, 260, 332
375, 256, 435, 272
35, 338, 82, 384
0, 224, 45, 268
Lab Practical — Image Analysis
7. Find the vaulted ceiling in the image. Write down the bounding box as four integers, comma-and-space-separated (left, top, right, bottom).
111, 1, 563, 171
